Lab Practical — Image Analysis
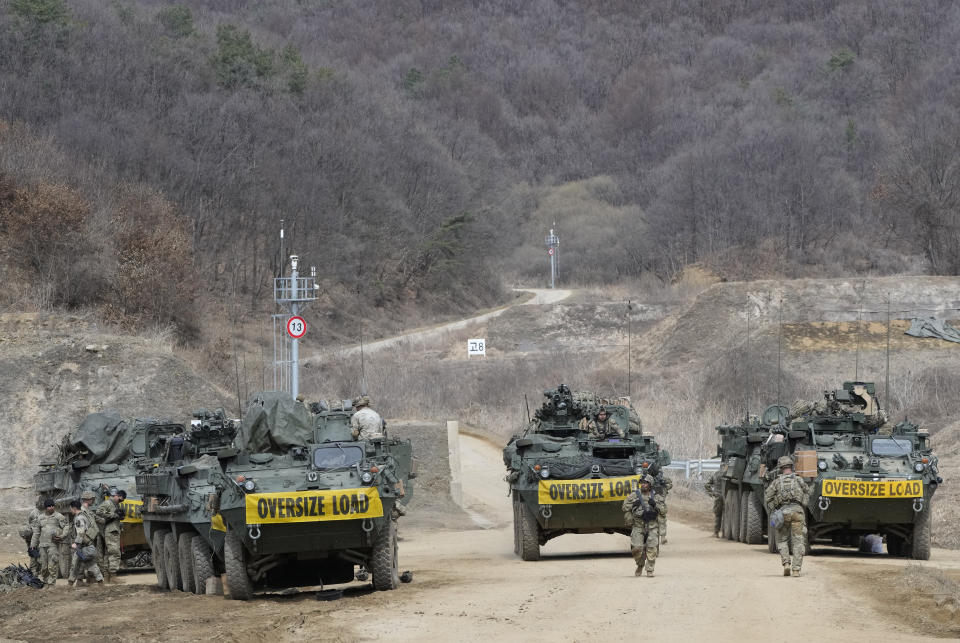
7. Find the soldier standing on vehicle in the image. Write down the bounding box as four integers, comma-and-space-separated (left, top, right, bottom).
653, 472, 673, 545
351, 396, 384, 439
67, 496, 103, 587
764, 456, 810, 577
583, 406, 623, 440
622, 476, 665, 577
19, 502, 42, 576
31, 499, 67, 587
704, 470, 723, 537
94, 488, 124, 583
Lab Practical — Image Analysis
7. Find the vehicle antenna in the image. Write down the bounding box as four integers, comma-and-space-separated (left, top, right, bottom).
360, 323, 367, 397
885, 294, 891, 410
746, 304, 751, 423
855, 298, 863, 381
627, 299, 632, 401
524, 393, 531, 422
233, 337, 243, 421
777, 296, 783, 409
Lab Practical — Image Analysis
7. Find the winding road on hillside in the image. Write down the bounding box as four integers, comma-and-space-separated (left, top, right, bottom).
311, 287, 572, 360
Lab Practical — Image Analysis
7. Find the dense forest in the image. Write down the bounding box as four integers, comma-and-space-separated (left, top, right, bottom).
2, 0, 960, 339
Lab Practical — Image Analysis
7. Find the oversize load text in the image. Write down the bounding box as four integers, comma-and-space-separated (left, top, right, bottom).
245, 488, 384, 523
538, 475, 645, 505
821, 479, 923, 499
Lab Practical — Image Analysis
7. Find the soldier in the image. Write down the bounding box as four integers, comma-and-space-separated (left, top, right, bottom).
653, 472, 673, 545
94, 487, 125, 583
764, 456, 811, 577
703, 470, 723, 538
583, 406, 623, 440
67, 496, 103, 587
18, 502, 42, 576
30, 499, 68, 587
622, 476, 665, 577
351, 396, 384, 440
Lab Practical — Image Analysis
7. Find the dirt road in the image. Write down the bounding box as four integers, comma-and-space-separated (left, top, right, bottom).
2, 432, 956, 642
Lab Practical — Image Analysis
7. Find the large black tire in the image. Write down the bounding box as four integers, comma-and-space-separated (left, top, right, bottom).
163, 532, 182, 591
224, 528, 252, 600
911, 509, 932, 560
767, 520, 778, 553
152, 529, 169, 589
721, 490, 733, 540
178, 533, 196, 594
191, 537, 214, 595
371, 518, 400, 591
512, 500, 521, 556
743, 491, 764, 545
730, 490, 741, 542
738, 490, 749, 543
519, 503, 541, 561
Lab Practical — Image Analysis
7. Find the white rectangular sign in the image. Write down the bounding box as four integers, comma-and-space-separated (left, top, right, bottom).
467, 339, 486, 356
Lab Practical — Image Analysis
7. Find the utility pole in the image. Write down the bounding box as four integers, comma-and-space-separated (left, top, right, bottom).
545, 227, 560, 288
272, 226, 317, 398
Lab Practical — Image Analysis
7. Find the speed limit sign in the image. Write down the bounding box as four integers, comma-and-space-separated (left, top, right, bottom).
286, 316, 306, 339
548, 248, 554, 255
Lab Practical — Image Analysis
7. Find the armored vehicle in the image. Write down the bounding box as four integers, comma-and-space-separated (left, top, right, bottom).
33, 413, 163, 577
503, 385, 669, 561
762, 382, 941, 559
135, 409, 238, 593
713, 405, 788, 545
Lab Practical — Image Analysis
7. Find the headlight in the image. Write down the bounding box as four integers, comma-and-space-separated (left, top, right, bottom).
306, 471, 318, 482
817, 460, 828, 471
361, 472, 373, 483
243, 479, 256, 492
591, 464, 600, 474
913, 462, 925, 473
540, 468, 550, 479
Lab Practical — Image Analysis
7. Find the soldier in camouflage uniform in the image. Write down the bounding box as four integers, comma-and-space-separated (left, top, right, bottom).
764, 456, 811, 577
68, 493, 103, 586
582, 406, 623, 440
653, 472, 673, 545
622, 476, 665, 577
30, 499, 68, 586
19, 503, 42, 576
703, 470, 723, 537
351, 396, 384, 439
94, 488, 125, 583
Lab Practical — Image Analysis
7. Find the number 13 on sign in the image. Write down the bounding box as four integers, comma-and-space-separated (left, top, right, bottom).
287, 316, 306, 339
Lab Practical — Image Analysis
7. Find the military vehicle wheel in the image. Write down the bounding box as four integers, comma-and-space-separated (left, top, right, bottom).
743, 491, 764, 545
163, 532, 182, 590
911, 509, 931, 560
224, 528, 252, 600
730, 490, 742, 541
178, 533, 196, 594
738, 490, 750, 543
721, 491, 733, 540
191, 536, 214, 595
152, 529, 169, 589
519, 503, 541, 561
371, 518, 400, 591
767, 521, 777, 553
512, 500, 522, 555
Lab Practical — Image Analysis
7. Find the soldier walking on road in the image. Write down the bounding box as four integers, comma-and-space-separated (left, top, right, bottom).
653, 472, 673, 545
351, 396, 384, 440
31, 499, 68, 586
94, 488, 125, 583
622, 476, 665, 577
582, 406, 623, 440
764, 456, 810, 577
68, 493, 103, 587
704, 470, 723, 538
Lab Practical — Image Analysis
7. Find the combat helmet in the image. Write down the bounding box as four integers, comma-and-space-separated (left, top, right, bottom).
354, 396, 371, 409
776, 456, 794, 471
80, 490, 96, 501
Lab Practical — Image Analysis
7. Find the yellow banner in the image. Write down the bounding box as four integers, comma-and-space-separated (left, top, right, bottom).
821, 479, 923, 499
245, 488, 383, 524
210, 513, 226, 532
538, 475, 643, 505
121, 499, 143, 524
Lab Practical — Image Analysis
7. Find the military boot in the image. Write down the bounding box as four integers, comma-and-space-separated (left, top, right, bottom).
791, 569, 800, 577
635, 564, 643, 577
646, 569, 654, 577
782, 564, 791, 577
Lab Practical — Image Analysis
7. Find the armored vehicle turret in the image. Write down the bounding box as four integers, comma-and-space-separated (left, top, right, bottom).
712, 404, 788, 545
762, 382, 941, 559
503, 385, 669, 561
135, 409, 238, 593
33, 413, 165, 577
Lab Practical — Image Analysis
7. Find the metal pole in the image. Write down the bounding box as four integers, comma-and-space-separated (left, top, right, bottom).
290, 260, 299, 399
885, 295, 891, 408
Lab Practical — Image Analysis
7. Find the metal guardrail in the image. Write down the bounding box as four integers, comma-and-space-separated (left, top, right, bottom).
663, 458, 722, 479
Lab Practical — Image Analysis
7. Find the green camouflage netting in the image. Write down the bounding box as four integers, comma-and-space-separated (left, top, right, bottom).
236, 391, 313, 453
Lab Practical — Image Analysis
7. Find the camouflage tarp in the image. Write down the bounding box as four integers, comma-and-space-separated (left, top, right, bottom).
236, 391, 313, 453
906, 317, 960, 344
63, 412, 136, 465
